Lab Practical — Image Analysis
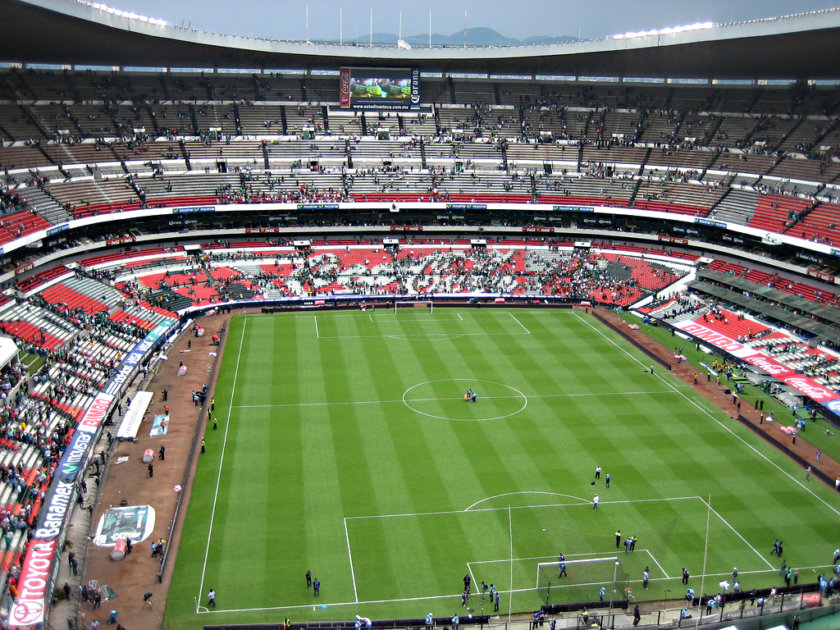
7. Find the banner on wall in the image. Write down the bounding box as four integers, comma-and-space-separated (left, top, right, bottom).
676, 320, 840, 403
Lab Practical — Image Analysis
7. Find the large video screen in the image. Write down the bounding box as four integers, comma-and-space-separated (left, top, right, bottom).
340, 67, 420, 110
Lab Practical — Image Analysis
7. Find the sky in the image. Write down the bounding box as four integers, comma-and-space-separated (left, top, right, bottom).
107, 0, 840, 42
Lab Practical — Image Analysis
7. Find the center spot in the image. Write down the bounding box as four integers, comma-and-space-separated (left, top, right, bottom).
402, 378, 528, 422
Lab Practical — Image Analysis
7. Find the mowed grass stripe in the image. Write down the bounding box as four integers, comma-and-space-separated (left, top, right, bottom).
300, 320, 362, 604
351, 331, 445, 601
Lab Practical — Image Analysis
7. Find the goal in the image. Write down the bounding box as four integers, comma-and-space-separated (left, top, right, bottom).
536, 557, 628, 605
394, 300, 434, 314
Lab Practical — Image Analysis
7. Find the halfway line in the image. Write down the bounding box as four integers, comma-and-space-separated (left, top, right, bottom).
231, 390, 675, 409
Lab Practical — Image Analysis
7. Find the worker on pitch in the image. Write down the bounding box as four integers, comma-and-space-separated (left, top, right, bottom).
464, 388, 477, 403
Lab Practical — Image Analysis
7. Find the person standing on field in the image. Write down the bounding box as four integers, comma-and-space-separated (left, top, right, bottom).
593, 495, 599, 509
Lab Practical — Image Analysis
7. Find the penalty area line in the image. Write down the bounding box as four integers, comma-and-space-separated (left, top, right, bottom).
508, 312, 532, 334
343, 518, 359, 603
643, 548, 670, 579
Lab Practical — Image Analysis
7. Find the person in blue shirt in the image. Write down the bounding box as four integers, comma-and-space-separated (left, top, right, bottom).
599, 587, 605, 601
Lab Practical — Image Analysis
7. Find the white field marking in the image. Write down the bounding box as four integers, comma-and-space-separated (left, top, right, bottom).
595, 495, 701, 507
197, 316, 247, 613
698, 497, 774, 570
346, 495, 701, 521
465, 491, 589, 511
572, 312, 840, 520
469, 551, 617, 565
313, 315, 319, 339
402, 379, 528, 422
385, 314, 464, 321
343, 518, 359, 602
508, 312, 532, 334
194, 562, 839, 615
319, 331, 530, 341
369, 313, 373, 323
230, 389, 676, 410
643, 548, 671, 579
196, 590, 500, 615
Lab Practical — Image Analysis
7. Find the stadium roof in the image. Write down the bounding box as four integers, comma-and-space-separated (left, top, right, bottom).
2, 0, 840, 79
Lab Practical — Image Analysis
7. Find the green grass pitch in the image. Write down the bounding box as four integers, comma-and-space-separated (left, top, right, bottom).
165, 309, 840, 628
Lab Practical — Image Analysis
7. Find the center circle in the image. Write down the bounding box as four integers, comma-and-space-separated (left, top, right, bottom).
402, 378, 528, 422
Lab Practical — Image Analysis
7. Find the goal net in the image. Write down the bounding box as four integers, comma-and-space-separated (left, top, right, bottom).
394, 300, 434, 314
536, 557, 628, 605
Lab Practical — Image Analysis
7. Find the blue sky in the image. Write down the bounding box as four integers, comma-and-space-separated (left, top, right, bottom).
111, 0, 840, 41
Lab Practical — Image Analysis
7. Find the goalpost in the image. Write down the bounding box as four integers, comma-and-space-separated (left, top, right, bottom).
536, 557, 628, 606
393, 300, 434, 315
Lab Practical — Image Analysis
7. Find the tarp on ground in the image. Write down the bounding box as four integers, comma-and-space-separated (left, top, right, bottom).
116, 391, 154, 440
0, 336, 18, 369
93, 505, 155, 546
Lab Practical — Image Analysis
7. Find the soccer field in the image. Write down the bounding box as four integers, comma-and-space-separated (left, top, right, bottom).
165, 308, 840, 629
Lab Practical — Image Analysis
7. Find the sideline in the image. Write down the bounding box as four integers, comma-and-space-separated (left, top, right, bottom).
575, 309, 840, 518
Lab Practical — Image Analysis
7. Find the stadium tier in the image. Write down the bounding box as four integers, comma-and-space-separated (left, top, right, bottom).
0, 4, 840, 630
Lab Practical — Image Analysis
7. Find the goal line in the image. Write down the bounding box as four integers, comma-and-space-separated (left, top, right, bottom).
536, 556, 628, 605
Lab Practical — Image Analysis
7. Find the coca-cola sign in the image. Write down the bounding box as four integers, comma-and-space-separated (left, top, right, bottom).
782, 377, 839, 402
339, 67, 351, 108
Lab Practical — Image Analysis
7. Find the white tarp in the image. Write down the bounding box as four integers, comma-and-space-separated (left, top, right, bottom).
93, 505, 156, 546
0, 337, 18, 370
116, 391, 154, 440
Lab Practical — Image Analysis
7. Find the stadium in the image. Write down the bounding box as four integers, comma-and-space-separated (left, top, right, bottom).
0, 0, 840, 629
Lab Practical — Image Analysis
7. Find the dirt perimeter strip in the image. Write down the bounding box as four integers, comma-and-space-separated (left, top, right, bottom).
590, 307, 840, 490
50, 313, 236, 630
